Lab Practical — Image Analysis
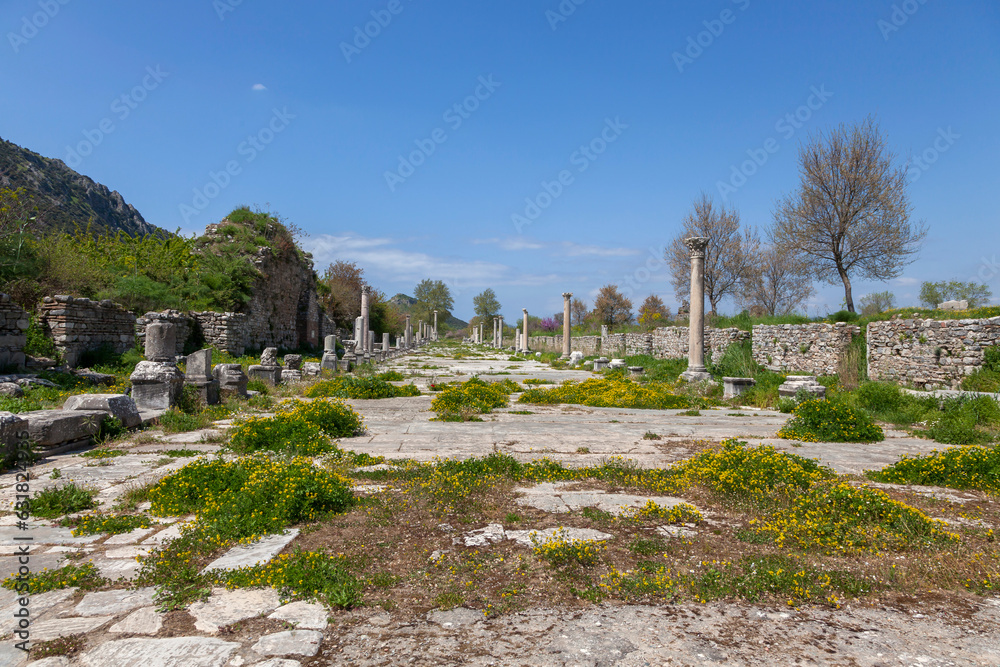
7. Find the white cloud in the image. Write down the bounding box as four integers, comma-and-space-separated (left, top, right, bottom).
893, 277, 920, 286
252, 83, 267, 91
558, 242, 639, 258
472, 237, 544, 251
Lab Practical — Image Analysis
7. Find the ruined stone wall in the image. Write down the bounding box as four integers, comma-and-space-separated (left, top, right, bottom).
752, 323, 860, 376
192, 312, 250, 357
526, 335, 601, 356
135, 311, 195, 356
600, 327, 748, 359
37, 295, 135, 367
0, 295, 29, 368
868, 317, 1000, 389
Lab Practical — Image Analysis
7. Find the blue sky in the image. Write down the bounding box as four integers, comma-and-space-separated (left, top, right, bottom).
2, 0, 998, 321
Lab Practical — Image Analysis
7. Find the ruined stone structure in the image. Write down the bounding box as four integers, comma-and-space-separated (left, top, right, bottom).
136, 310, 195, 356
752, 323, 860, 376
528, 327, 748, 360
0, 295, 29, 368
868, 316, 1000, 389
38, 295, 136, 368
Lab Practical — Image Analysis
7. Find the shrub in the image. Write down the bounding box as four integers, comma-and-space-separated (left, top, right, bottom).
927, 395, 1000, 445
431, 377, 511, 419
278, 399, 364, 437
532, 530, 605, 567
30, 483, 97, 518
868, 443, 1000, 494
829, 310, 859, 323
228, 413, 335, 456
518, 376, 689, 410
377, 370, 405, 381
778, 398, 885, 442
672, 439, 834, 505
147, 454, 354, 541
750, 482, 959, 554
305, 376, 420, 399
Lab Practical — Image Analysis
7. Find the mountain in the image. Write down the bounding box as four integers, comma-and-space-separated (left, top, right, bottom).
0, 136, 164, 237
389, 293, 468, 329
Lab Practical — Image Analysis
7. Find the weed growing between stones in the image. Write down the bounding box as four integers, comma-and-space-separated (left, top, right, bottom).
62, 512, 153, 536
28, 634, 87, 660
532, 530, 605, 567
2, 562, 108, 594
778, 398, 885, 443
224, 549, 362, 609
228, 399, 364, 455
29, 483, 97, 518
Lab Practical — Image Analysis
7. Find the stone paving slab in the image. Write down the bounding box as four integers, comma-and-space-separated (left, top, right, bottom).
78, 636, 240, 667
103, 527, 156, 545
188, 587, 282, 634
108, 606, 164, 635
267, 601, 329, 630
251, 630, 323, 657
515, 482, 690, 516
30, 615, 114, 641
200, 530, 298, 574
73, 586, 155, 616
505, 527, 613, 547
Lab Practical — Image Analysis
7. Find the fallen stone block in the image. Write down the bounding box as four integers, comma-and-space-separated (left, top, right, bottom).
214, 363, 248, 398
723, 377, 756, 400
22, 408, 107, 452
63, 393, 142, 429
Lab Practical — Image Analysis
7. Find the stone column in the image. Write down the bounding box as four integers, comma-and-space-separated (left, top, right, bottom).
433, 310, 438, 340
681, 237, 712, 382
493, 317, 498, 348
360, 287, 370, 353
382, 332, 390, 355
498, 316, 503, 348
561, 292, 572, 359
405, 315, 412, 348
522, 309, 529, 352
479, 322, 484, 345
321, 335, 338, 372
515, 327, 520, 350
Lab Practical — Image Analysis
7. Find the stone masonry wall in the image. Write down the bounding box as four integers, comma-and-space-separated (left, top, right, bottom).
752, 323, 860, 376
192, 312, 251, 357
0, 294, 29, 368
37, 295, 136, 367
868, 317, 1000, 389
526, 335, 601, 356
135, 311, 195, 356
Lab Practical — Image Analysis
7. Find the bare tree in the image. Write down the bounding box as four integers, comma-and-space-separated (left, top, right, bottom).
738, 244, 814, 316
570, 297, 588, 326
772, 116, 926, 312
591, 284, 633, 329
667, 193, 758, 316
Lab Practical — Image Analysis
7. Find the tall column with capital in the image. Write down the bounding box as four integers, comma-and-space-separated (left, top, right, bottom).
681, 237, 712, 382
433, 310, 438, 340
360, 286, 370, 353
522, 309, 529, 352
561, 292, 573, 359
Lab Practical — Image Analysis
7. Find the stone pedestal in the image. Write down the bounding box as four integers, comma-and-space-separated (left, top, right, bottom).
341, 340, 358, 372
282, 351, 303, 381
627, 366, 644, 377
144, 323, 176, 362
608, 359, 626, 370
778, 375, 826, 400
723, 377, 756, 399
321, 336, 339, 373
130, 361, 184, 411
680, 237, 712, 383
248, 347, 281, 385
593, 357, 610, 371
303, 362, 322, 376
214, 364, 248, 398
561, 293, 572, 359
184, 348, 219, 405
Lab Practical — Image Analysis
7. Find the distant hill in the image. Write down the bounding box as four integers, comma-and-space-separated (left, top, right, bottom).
389, 293, 467, 329
0, 136, 164, 237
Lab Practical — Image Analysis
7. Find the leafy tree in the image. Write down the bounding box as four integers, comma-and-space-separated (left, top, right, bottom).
319, 261, 369, 329
638, 295, 671, 329
859, 291, 896, 316
591, 284, 633, 329
370, 294, 405, 336
772, 116, 926, 312
571, 298, 588, 326
412, 279, 453, 323
738, 245, 815, 316
919, 281, 992, 309
473, 288, 501, 320
666, 193, 758, 315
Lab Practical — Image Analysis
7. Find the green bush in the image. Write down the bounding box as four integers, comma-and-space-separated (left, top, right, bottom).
962, 346, 1000, 393
829, 310, 860, 323
926, 395, 1000, 445
278, 399, 365, 437
431, 377, 512, 419
63, 513, 153, 536
305, 376, 420, 400
518, 376, 689, 410
24, 315, 58, 360
30, 483, 97, 518
223, 549, 362, 609
1, 562, 107, 595
778, 398, 885, 442
228, 413, 335, 456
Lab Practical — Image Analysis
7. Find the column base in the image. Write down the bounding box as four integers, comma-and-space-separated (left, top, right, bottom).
680, 367, 712, 383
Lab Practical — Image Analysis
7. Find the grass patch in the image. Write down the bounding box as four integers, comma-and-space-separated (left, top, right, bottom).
223, 549, 362, 609
532, 531, 606, 568
79, 448, 126, 459
29, 635, 87, 660
431, 377, 515, 421
2, 562, 107, 594
30, 483, 97, 518
62, 513, 153, 536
